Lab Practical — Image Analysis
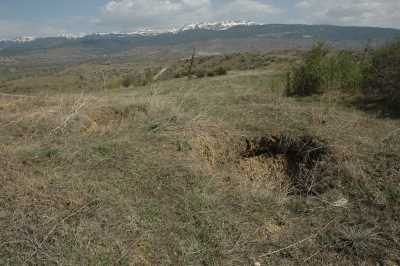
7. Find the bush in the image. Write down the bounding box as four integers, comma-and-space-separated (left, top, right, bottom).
194, 70, 206, 78
174, 72, 184, 78
286, 65, 321, 96
285, 43, 329, 96
121, 76, 133, 88
206, 67, 228, 78
206, 71, 215, 77
214, 67, 227, 76
286, 43, 363, 96
362, 40, 400, 110
325, 51, 363, 91
174, 67, 227, 79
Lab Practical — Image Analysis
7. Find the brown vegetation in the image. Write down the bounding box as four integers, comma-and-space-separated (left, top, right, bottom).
0, 50, 400, 265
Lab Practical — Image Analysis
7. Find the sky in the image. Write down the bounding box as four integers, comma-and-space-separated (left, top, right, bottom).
1, 0, 400, 39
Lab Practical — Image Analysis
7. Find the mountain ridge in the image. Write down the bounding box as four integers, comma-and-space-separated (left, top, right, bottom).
1, 20, 260, 43
4, 20, 400, 44
1, 23, 400, 63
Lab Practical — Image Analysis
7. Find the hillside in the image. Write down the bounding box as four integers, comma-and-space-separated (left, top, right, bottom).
1, 53, 399, 264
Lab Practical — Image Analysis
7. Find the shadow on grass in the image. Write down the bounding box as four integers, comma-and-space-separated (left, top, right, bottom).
351, 97, 400, 119
241, 133, 334, 196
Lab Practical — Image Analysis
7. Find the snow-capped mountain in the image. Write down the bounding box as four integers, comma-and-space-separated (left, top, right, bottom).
78, 21, 257, 38
1, 23, 399, 55
11, 36, 37, 43
179, 20, 259, 32
126, 28, 179, 36
0, 21, 260, 43
88, 28, 177, 37
58, 33, 87, 39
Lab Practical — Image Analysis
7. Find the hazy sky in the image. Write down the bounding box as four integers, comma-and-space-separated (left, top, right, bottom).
1, 0, 399, 39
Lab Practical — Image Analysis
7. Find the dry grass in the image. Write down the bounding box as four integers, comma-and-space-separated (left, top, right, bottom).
1, 60, 400, 265
186, 123, 290, 202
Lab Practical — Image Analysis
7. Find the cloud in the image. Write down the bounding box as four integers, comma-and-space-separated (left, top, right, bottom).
0, 20, 63, 39
296, 0, 400, 28
216, 0, 281, 21
98, 0, 282, 30
0, 17, 94, 39
3, 1, 399, 39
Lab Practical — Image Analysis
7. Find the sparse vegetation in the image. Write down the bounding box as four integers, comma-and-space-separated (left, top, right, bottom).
120, 69, 155, 88
285, 39, 400, 117
1, 48, 400, 265
171, 53, 286, 80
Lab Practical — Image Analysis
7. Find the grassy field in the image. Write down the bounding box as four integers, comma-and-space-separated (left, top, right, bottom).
1, 57, 400, 265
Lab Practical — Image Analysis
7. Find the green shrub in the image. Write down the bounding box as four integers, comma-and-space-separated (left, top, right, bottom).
325, 51, 363, 91
285, 43, 329, 96
362, 40, 400, 110
286, 64, 322, 96
286, 43, 363, 96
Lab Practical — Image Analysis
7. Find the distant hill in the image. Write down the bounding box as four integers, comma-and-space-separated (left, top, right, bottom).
1, 23, 399, 64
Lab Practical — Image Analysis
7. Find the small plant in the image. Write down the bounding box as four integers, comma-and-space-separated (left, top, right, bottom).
323, 225, 385, 260
384, 186, 400, 204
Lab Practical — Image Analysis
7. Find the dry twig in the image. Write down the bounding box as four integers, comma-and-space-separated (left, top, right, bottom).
52, 94, 87, 133
23, 201, 95, 264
